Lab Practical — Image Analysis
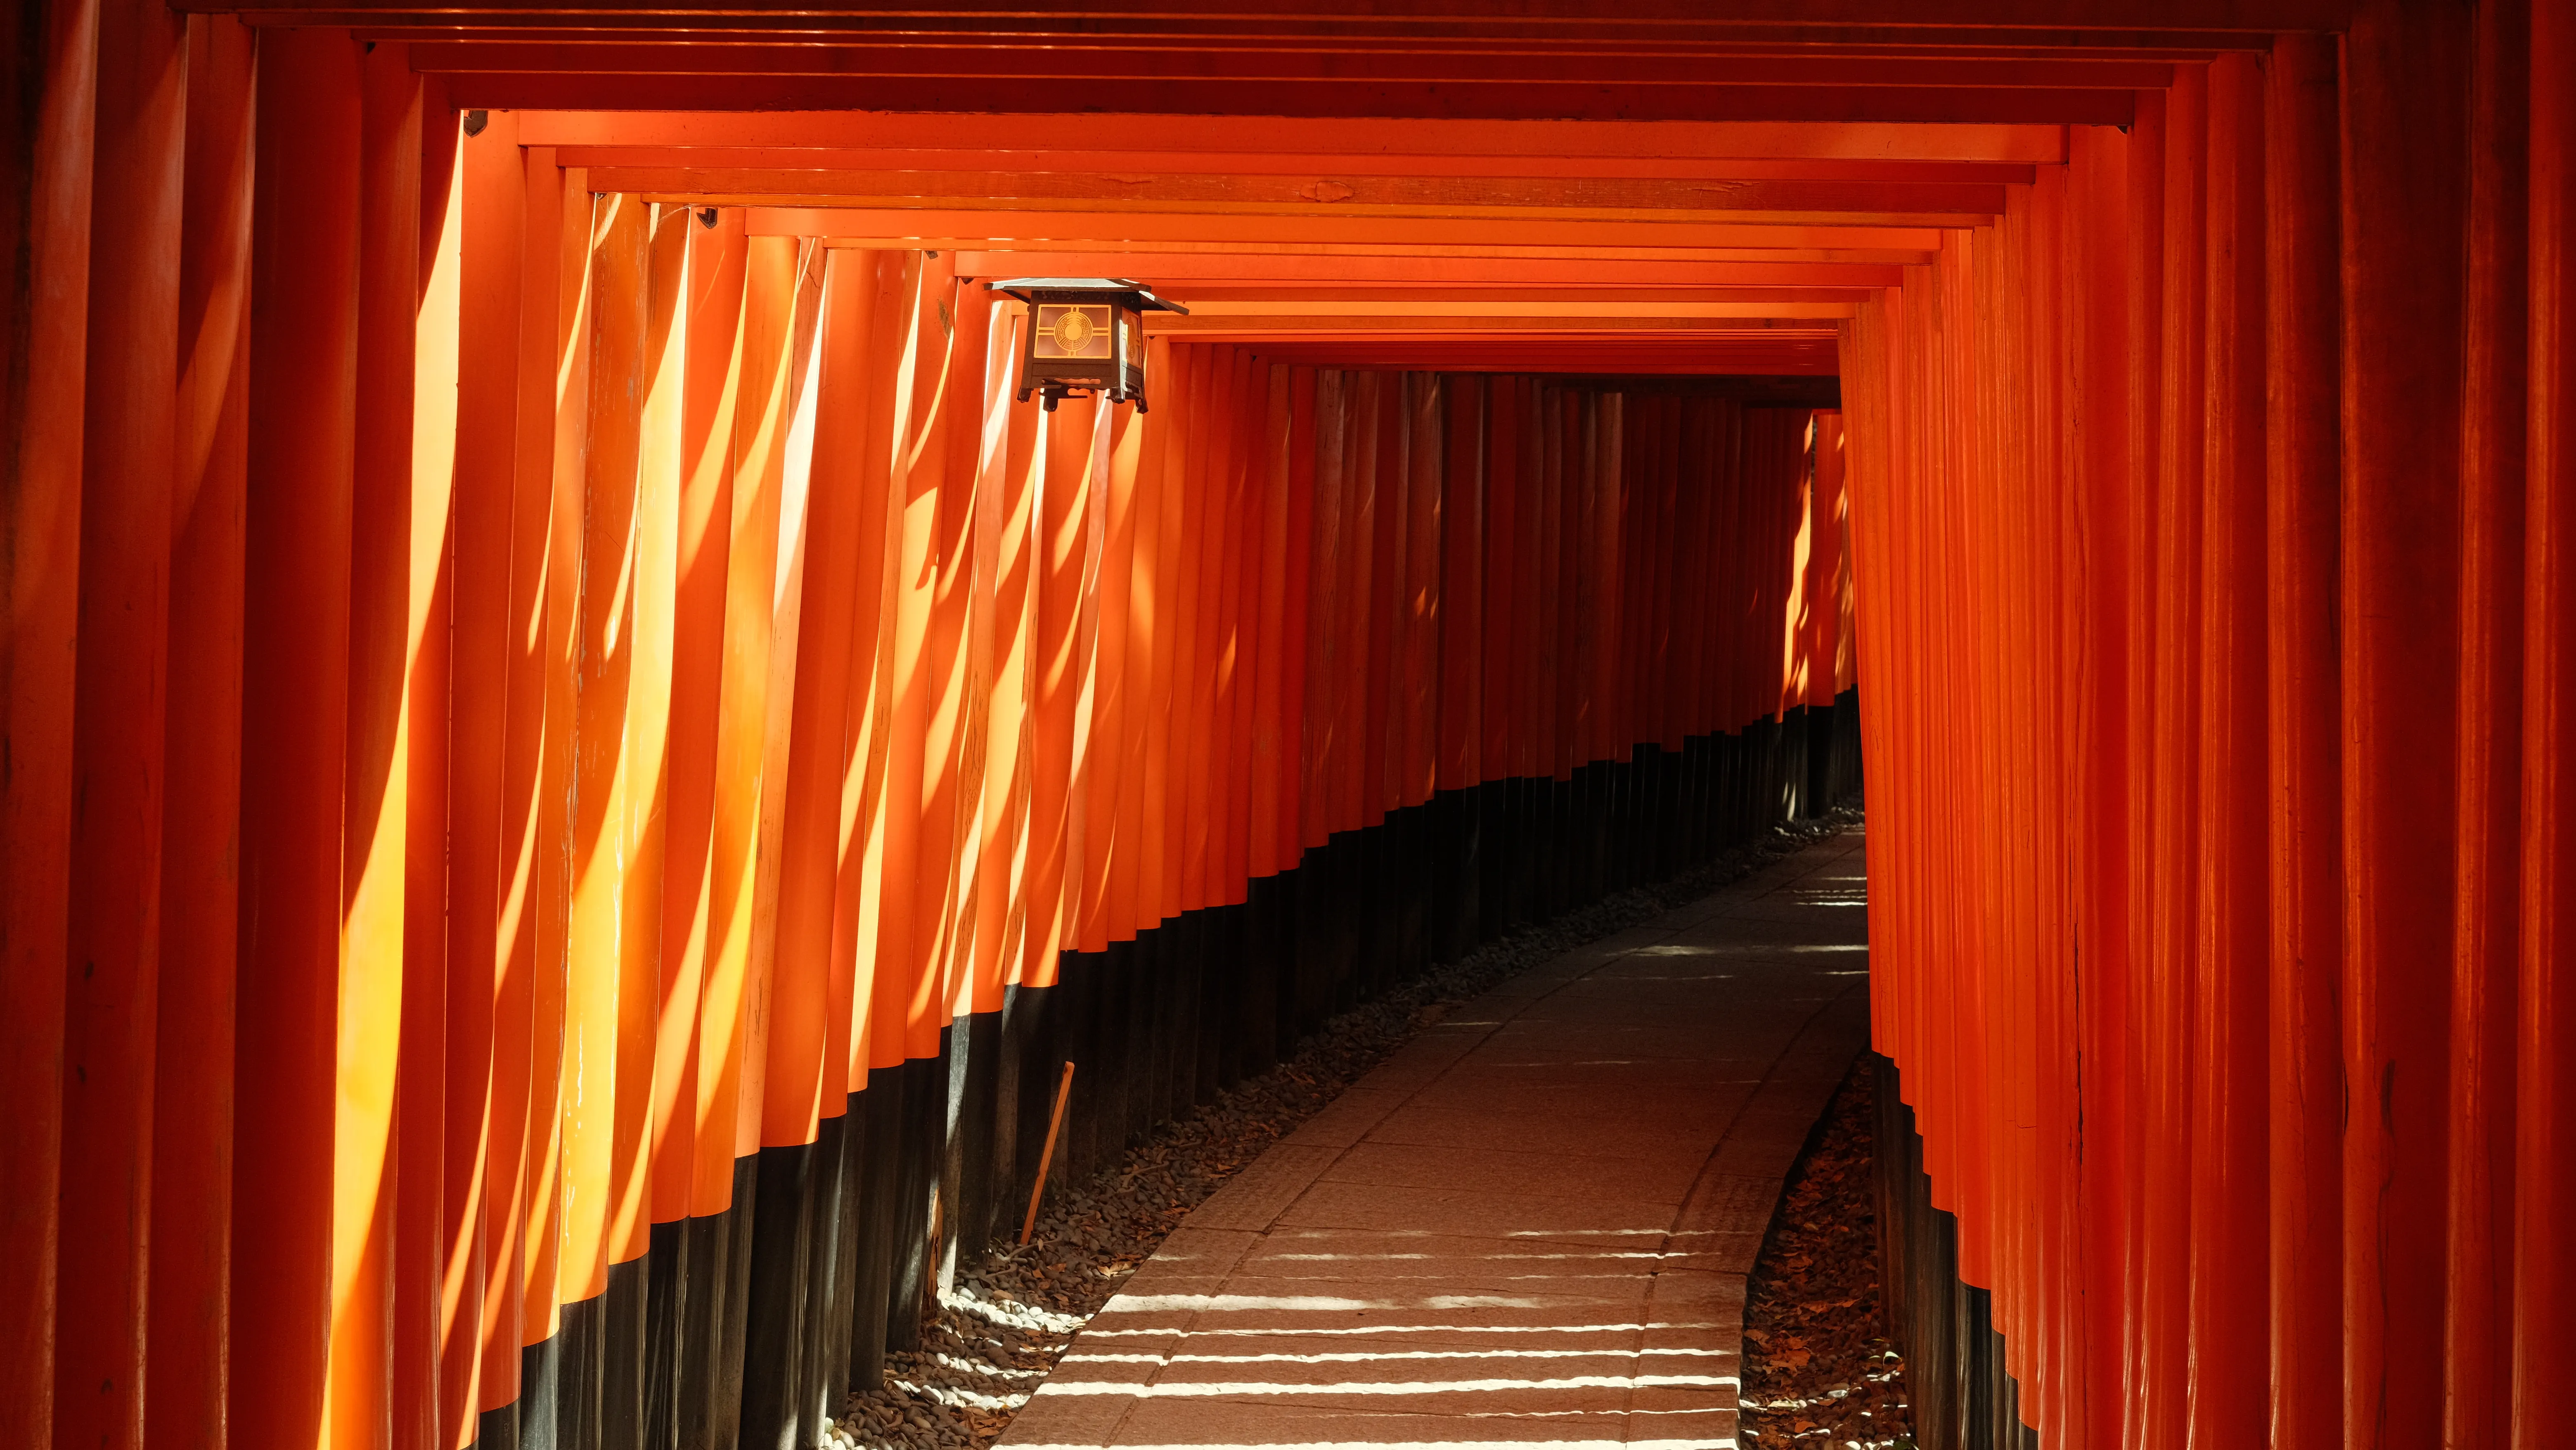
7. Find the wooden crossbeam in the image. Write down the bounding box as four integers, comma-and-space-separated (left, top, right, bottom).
513, 111, 2071, 164
739, 206, 1943, 251
564, 167, 2008, 224
406, 41, 2176, 91
195, 0, 2353, 37
436, 73, 2144, 123
944, 253, 1910, 286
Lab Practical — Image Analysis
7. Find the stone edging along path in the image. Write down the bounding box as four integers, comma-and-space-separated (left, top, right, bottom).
824, 810, 1866, 1450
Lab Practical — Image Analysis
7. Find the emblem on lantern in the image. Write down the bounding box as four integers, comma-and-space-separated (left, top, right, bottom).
985, 278, 1188, 412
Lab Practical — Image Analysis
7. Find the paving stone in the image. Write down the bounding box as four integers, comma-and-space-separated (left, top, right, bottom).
1359, 1102, 1726, 1164
1281, 1088, 1410, 1149
1184, 1147, 1346, 1232
1320, 1140, 1709, 1206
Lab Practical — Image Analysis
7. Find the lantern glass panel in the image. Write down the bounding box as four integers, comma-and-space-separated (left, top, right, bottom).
1034, 303, 1114, 361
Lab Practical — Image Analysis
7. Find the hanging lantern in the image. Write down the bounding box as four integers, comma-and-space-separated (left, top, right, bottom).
985, 277, 1189, 412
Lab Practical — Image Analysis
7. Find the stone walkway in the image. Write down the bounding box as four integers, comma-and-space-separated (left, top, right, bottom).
999, 827, 1871, 1450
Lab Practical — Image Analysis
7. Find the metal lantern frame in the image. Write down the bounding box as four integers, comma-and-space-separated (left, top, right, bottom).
984, 277, 1189, 412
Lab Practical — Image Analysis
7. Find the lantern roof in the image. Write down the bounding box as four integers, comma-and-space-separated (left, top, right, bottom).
983, 277, 1191, 314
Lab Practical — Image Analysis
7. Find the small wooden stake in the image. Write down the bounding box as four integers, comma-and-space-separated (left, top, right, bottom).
1020, 1061, 1077, 1247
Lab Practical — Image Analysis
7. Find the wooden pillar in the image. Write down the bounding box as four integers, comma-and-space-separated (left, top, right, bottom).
478, 140, 566, 1424
2517, 5, 2576, 1445
232, 25, 360, 1450
150, 15, 253, 1450
324, 39, 424, 1450
2446, 2, 2534, 1446
772, 245, 875, 1150
1030, 396, 1096, 986
664, 204, 743, 1225
57, 0, 183, 1444
400, 88, 463, 1450
2260, 32, 2344, 1450
2187, 49, 2271, 1450
0, 4, 96, 1441
2340, 7, 2472, 1448
1078, 379, 1139, 959
442, 99, 524, 1450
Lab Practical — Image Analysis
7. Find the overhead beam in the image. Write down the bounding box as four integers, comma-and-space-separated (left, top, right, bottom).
361, 20, 2234, 60
405, 40, 2172, 91
587, 168, 1999, 227
1140, 314, 1841, 332
945, 252, 1910, 286
1215, 341, 1842, 372
740, 206, 1945, 252
514, 110, 2072, 164
436, 72, 2140, 124
1158, 286, 1878, 302
1158, 299, 1859, 317
550, 146, 2039, 186
192, 0, 2354, 35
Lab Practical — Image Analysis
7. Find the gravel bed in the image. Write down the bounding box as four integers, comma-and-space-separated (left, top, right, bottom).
1738, 1056, 1916, 1449
822, 807, 1866, 1450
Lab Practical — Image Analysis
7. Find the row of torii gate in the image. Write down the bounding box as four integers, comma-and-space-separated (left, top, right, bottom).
2, 5, 2571, 1450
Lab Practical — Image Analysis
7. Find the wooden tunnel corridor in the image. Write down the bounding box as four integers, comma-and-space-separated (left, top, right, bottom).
6, 4, 2576, 1450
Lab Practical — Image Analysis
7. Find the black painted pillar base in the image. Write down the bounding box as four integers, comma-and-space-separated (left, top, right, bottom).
1872, 1054, 2041, 1450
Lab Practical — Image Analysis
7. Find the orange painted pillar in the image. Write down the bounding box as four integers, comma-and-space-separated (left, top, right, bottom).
1277, 367, 1316, 871
151, 16, 254, 1450
1298, 368, 1339, 855
561, 192, 646, 1323
442, 100, 525, 1447
2185, 51, 2269, 1448
1078, 384, 1140, 957
1115, 339, 1174, 943
476, 141, 567, 1410
0, 0, 95, 1436
1246, 366, 1294, 884
837, 248, 910, 1072
233, 26, 360, 1450
2341, 7, 2472, 1447
770, 244, 874, 1146
1215, 352, 1258, 904
1400, 374, 1442, 812
522, 163, 594, 1359
1511, 381, 1546, 785
610, 198, 686, 1278
1537, 388, 1571, 789
1358, 372, 1399, 831
1480, 378, 1519, 789
399, 88, 464, 1450
1145, 346, 1196, 925
703, 232, 798, 1161
58, 0, 183, 1443
908, 261, 978, 1052
331, 39, 424, 1450
1807, 412, 1846, 711
659, 205, 745, 1218
921, 274, 992, 1028
973, 303, 1039, 987
2135, 73, 2202, 1450
2060, 121, 2138, 1450
1588, 394, 1625, 769
812, 247, 897, 1109
871, 251, 937, 1066
2518, 3, 2576, 1441
1172, 349, 1215, 916
1030, 394, 1099, 988
2445, 4, 2532, 1443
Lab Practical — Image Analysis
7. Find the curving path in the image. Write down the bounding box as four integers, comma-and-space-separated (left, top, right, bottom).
1000, 827, 1871, 1450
